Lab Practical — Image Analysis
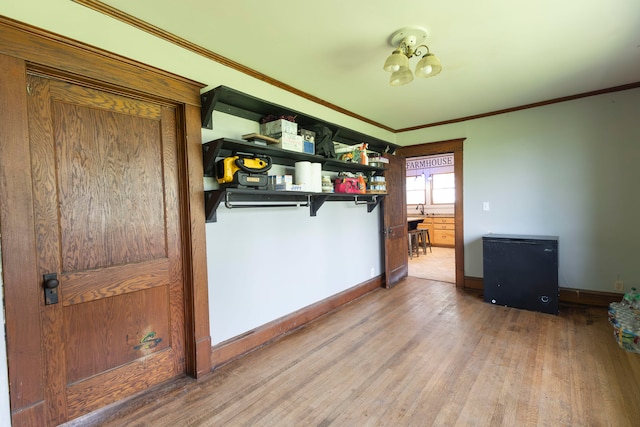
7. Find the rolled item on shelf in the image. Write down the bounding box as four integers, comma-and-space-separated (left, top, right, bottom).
294, 161, 311, 191
311, 163, 322, 192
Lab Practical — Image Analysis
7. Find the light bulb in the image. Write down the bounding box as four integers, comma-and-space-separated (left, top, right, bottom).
415, 53, 442, 78
383, 49, 409, 73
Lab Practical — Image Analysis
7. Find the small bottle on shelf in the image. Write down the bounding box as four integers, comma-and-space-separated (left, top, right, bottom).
357, 174, 366, 194
360, 143, 368, 165
321, 175, 333, 193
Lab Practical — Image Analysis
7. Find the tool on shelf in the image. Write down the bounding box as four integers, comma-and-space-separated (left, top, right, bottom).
216, 153, 272, 189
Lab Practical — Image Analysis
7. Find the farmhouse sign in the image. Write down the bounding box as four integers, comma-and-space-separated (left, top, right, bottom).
406, 154, 454, 171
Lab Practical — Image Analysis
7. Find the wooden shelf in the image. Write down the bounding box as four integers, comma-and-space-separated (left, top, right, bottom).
203, 138, 384, 177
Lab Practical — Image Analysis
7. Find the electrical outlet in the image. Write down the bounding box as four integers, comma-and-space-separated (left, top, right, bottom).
614, 280, 624, 292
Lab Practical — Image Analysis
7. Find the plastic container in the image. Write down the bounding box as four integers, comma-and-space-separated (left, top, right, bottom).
621, 287, 638, 307
608, 301, 640, 352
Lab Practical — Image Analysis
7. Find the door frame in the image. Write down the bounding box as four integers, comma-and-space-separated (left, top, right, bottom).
0, 18, 211, 424
398, 138, 465, 288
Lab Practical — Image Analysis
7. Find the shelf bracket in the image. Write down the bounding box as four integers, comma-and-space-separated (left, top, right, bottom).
354, 195, 383, 213
200, 89, 220, 130
310, 195, 330, 216
204, 190, 225, 223
202, 141, 224, 177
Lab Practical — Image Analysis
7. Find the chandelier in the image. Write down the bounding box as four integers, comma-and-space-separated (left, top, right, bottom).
383, 26, 442, 86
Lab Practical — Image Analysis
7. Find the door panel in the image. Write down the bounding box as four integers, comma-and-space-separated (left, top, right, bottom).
383, 153, 408, 288
66, 347, 179, 417
27, 74, 185, 424
52, 86, 166, 271
62, 258, 169, 305
64, 285, 171, 383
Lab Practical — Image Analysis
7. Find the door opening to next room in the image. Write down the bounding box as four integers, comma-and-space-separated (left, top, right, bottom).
406, 153, 456, 283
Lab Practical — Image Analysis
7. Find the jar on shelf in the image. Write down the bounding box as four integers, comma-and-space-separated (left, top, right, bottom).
321, 175, 333, 193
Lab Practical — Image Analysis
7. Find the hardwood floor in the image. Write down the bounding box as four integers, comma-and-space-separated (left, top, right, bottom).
69, 278, 640, 427
408, 246, 455, 283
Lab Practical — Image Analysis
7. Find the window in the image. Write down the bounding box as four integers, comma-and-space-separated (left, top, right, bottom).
406, 174, 426, 204
431, 172, 455, 204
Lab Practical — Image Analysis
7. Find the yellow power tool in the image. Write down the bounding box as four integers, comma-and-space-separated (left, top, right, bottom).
216, 154, 272, 189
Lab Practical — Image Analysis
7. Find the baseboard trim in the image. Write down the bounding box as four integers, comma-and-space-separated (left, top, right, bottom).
464, 276, 483, 290
558, 288, 620, 307
464, 276, 620, 307
210, 276, 384, 370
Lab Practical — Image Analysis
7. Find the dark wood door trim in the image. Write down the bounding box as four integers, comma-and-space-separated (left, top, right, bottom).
0, 53, 46, 427
398, 138, 466, 288
0, 18, 211, 424
181, 102, 213, 378
0, 16, 202, 106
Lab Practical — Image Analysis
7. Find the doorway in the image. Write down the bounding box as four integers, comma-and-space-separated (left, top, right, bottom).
406, 153, 456, 283
398, 138, 465, 287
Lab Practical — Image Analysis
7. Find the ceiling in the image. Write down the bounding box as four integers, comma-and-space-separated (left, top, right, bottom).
96, 0, 640, 131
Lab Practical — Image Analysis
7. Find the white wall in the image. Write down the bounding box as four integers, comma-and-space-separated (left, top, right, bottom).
206, 203, 382, 344
203, 113, 384, 344
398, 88, 640, 293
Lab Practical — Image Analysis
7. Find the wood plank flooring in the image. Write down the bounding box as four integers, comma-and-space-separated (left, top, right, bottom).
68, 278, 640, 427
408, 246, 455, 283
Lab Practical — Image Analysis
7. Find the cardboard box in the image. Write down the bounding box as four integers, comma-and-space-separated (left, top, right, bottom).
275, 134, 303, 153
274, 182, 305, 191
260, 119, 298, 138
303, 140, 315, 154
300, 129, 315, 154
270, 174, 293, 191
275, 183, 292, 191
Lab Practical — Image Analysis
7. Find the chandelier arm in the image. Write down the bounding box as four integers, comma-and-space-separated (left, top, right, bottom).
413, 44, 431, 58
398, 42, 411, 58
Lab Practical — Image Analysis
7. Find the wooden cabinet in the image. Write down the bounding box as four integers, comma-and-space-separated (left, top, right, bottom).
432, 217, 455, 247
416, 216, 455, 247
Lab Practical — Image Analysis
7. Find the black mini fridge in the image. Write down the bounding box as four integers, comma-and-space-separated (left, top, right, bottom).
482, 234, 559, 315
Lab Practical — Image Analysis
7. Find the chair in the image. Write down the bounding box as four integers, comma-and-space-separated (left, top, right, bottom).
415, 225, 432, 255
408, 229, 421, 258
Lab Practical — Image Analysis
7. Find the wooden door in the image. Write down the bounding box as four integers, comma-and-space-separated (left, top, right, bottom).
383, 153, 408, 288
27, 74, 185, 424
